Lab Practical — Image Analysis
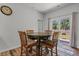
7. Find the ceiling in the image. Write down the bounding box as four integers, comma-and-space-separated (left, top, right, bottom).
25, 3, 70, 14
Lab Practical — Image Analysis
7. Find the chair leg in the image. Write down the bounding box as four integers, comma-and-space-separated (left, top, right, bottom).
25, 48, 28, 56
36, 46, 38, 56
29, 47, 32, 53
20, 47, 23, 56
45, 47, 49, 54
56, 47, 58, 56
40, 46, 42, 56
51, 48, 53, 56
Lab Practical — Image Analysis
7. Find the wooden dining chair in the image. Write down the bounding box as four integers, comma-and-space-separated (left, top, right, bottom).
42, 32, 59, 56
26, 30, 38, 53
18, 31, 37, 56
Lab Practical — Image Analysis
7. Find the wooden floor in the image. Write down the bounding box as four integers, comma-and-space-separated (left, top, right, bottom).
0, 40, 79, 56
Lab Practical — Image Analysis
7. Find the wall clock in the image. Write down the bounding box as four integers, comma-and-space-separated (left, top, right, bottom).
0, 5, 12, 16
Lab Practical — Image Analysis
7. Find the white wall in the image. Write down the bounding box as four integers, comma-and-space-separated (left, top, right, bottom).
43, 4, 79, 48
0, 3, 43, 52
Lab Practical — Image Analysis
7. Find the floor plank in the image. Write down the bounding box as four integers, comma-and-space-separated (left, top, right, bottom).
0, 40, 79, 56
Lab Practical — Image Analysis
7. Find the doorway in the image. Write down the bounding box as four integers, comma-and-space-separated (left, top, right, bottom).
48, 15, 74, 55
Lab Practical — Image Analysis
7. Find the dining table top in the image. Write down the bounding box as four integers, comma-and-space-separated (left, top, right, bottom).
27, 32, 51, 36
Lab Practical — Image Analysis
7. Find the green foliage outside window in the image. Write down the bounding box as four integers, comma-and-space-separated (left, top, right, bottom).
52, 18, 70, 30
52, 20, 59, 30
60, 18, 70, 30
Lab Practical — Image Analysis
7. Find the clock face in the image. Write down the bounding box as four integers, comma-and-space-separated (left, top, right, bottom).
1, 5, 12, 15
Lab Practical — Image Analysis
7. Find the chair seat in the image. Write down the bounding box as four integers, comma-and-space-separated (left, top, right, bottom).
42, 40, 53, 45
42, 40, 54, 48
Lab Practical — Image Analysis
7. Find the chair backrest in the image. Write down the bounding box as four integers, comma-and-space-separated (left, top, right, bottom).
26, 30, 34, 34
52, 32, 59, 46
18, 31, 27, 46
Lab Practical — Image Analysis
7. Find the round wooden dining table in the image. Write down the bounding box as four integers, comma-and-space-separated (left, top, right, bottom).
27, 32, 51, 56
